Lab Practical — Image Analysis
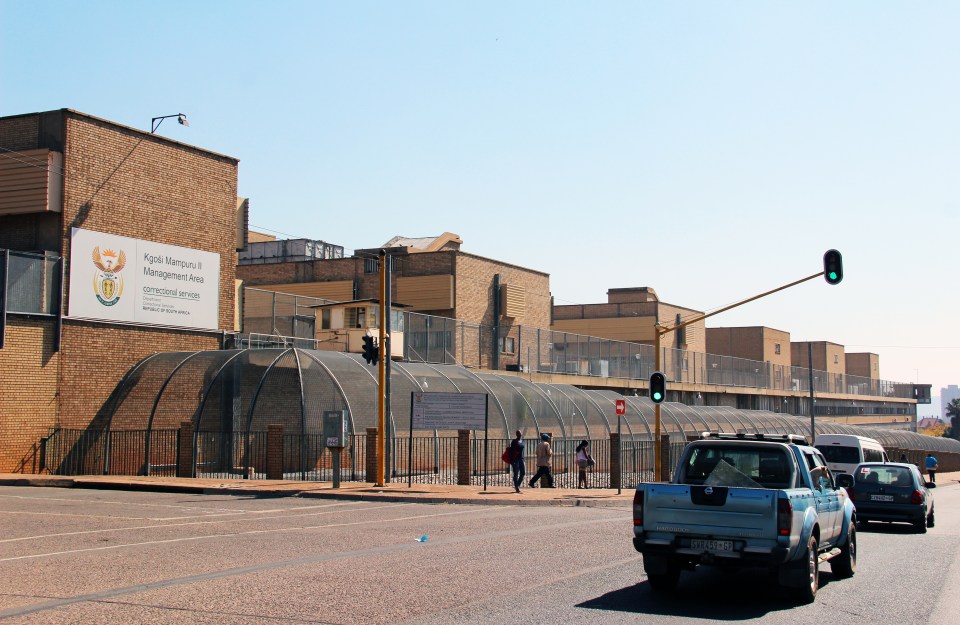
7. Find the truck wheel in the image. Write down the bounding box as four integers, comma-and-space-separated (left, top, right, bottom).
831, 524, 856, 578
790, 535, 819, 604
647, 567, 680, 593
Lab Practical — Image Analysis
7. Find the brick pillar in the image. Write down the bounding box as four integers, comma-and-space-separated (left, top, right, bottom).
610, 432, 621, 490
177, 421, 194, 478
659, 435, 671, 482
366, 427, 378, 483
457, 429, 471, 485
266, 424, 283, 480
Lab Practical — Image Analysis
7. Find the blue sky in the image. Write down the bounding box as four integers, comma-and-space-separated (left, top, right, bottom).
2, 1, 956, 415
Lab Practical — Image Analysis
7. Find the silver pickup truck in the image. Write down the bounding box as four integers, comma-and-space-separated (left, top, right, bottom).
633, 432, 857, 603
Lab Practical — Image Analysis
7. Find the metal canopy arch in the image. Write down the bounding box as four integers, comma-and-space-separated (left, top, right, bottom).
505, 375, 569, 440
102, 349, 960, 463
105, 352, 190, 432
477, 373, 542, 437
299, 349, 356, 435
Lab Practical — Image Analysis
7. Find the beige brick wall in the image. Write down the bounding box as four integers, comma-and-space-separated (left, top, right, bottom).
0, 110, 240, 470
0, 318, 60, 472
707, 327, 791, 369
846, 352, 879, 379
792, 341, 845, 376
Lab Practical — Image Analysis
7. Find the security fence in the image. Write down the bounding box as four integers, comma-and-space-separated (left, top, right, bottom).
240, 287, 918, 400
39, 427, 717, 488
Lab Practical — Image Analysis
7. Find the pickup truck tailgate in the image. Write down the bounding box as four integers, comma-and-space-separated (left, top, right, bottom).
643, 483, 778, 539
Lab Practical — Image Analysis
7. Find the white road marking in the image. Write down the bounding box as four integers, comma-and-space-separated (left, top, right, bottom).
0, 505, 508, 562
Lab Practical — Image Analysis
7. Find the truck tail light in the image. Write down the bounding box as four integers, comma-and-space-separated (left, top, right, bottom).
911, 490, 923, 505
633, 490, 644, 526
777, 498, 792, 536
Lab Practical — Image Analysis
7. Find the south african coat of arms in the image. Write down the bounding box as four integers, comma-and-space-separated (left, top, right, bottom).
91, 246, 127, 306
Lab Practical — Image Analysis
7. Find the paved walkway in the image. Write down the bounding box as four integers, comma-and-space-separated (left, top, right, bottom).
3, 471, 955, 508
0, 473, 635, 507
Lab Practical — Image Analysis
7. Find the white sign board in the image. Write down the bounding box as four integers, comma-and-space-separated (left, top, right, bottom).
68, 228, 220, 331
411, 392, 488, 430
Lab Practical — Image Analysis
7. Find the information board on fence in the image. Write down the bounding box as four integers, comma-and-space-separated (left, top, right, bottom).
411, 392, 488, 430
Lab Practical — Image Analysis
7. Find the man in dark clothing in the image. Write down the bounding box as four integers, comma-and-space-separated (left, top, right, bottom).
509, 430, 525, 493
529, 433, 554, 488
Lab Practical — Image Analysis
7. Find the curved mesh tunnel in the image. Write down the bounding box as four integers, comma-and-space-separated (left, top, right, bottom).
102, 348, 960, 462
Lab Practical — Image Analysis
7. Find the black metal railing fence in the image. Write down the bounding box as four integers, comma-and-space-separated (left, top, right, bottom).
41, 428, 682, 488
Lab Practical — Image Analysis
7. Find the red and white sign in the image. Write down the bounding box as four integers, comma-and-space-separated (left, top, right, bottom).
615, 399, 626, 415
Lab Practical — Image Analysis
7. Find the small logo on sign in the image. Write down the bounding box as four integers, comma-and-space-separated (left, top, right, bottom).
91, 247, 127, 307
704, 486, 714, 495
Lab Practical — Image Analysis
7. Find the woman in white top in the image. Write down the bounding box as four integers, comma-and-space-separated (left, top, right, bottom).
575, 440, 591, 489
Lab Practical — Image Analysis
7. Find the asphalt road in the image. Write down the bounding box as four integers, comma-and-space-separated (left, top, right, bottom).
0, 483, 958, 624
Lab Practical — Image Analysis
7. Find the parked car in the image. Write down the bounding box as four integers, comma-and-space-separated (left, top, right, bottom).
815, 434, 888, 477
837, 463, 934, 533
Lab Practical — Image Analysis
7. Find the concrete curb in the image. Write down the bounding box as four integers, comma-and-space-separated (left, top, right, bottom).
0, 475, 632, 507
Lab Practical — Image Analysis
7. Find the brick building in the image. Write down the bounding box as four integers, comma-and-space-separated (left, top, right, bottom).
551, 287, 707, 353
236, 232, 552, 370
0, 109, 240, 471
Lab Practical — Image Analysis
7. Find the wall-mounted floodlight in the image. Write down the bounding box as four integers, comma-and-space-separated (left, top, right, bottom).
151, 113, 190, 133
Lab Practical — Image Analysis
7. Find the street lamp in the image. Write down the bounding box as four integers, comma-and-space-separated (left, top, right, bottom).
151, 113, 189, 133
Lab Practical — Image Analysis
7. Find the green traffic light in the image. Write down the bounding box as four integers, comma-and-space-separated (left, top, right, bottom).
828, 271, 837, 280
653, 392, 662, 401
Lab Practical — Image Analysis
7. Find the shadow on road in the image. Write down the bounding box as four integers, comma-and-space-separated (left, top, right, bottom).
577, 566, 838, 620
857, 521, 926, 535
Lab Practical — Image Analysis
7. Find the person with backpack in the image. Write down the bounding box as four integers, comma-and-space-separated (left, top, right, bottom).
508, 430, 525, 493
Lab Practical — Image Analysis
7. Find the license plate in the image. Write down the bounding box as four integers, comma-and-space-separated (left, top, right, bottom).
691, 539, 733, 552
870, 494, 894, 502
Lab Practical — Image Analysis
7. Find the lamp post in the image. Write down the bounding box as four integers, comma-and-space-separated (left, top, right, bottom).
151, 113, 189, 133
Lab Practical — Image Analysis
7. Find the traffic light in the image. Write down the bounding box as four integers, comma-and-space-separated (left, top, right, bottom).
361, 335, 379, 365
650, 371, 666, 404
823, 249, 843, 285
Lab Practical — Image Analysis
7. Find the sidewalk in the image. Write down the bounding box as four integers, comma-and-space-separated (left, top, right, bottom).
3, 471, 955, 508
0, 473, 635, 507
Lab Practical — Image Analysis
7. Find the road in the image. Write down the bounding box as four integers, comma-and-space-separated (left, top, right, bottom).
0, 482, 957, 624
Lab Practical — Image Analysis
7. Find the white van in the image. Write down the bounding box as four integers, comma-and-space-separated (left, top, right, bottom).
814, 434, 889, 476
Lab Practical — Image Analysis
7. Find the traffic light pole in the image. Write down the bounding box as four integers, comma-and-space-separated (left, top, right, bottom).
376, 250, 387, 487
651, 269, 825, 481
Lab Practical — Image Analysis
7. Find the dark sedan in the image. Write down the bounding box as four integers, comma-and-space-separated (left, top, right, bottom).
837, 463, 935, 533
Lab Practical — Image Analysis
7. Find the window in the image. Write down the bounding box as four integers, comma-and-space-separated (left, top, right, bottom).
775, 343, 781, 355
363, 256, 397, 273
320, 309, 331, 330
834, 355, 839, 364
863, 449, 884, 463
681, 446, 792, 489
500, 336, 515, 354
345, 307, 366, 329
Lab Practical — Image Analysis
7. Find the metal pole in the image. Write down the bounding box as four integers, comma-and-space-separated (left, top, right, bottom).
654, 328, 662, 481
376, 250, 386, 486
385, 252, 393, 480
483, 394, 489, 491
808, 342, 816, 441
332, 449, 341, 488
408, 394, 414, 488
617, 413, 622, 495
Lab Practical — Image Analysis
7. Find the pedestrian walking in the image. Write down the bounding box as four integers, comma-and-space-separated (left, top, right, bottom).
925, 453, 939, 483
529, 433, 554, 488
575, 440, 591, 489
509, 430, 525, 493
